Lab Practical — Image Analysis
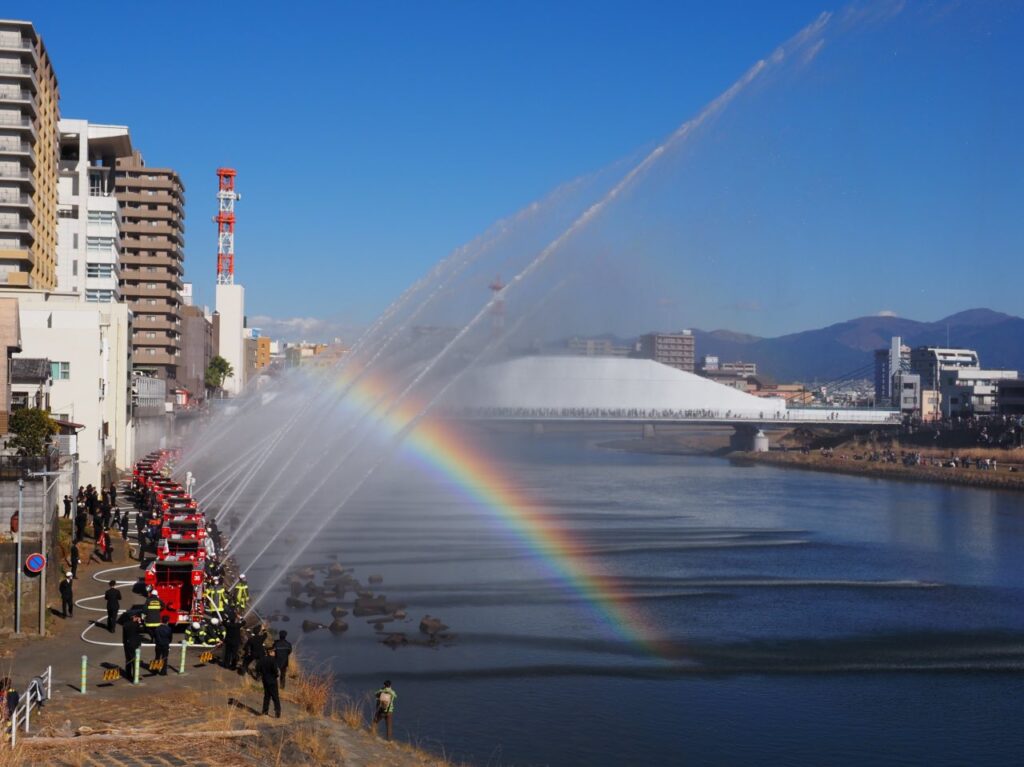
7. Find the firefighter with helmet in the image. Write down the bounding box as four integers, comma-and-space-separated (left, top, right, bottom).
232, 574, 250, 610
185, 620, 208, 646
144, 588, 167, 642
207, 616, 225, 644
205, 577, 227, 617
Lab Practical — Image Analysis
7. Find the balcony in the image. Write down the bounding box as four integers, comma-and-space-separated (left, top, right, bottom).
118, 253, 183, 272
120, 206, 178, 222
120, 220, 182, 239
115, 175, 183, 195
0, 268, 30, 287
0, 245, 34, 266
0, 38, 35, 52
0, 218, 33, 237
0, 62, 33, 77
133, 332, 180, 350
122, 283, 180, 300
133, 350, 178, 368
0, 141, 32, 157
116, 191, 184, 212
0, 115, 35, 139
119, 236, 184, 255
0, 169, 34, 190
0, 91, 34, 112
133, 316, 177, 332
0, 193, 33, 212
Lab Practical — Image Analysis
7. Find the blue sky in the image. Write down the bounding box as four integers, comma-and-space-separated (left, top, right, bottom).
9, 1, 1023, 339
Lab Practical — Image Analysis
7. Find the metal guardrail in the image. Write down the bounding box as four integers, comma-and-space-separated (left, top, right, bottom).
8, 665, 51, 747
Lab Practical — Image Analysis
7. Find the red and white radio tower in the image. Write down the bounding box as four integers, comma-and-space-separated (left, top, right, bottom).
215, 168, 239, 285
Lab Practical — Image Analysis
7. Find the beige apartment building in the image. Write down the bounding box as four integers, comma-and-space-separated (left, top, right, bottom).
114, 150, 185, 383
0, 20, 59, 290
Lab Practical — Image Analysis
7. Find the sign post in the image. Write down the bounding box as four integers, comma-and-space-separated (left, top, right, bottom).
25, 554, 45, 574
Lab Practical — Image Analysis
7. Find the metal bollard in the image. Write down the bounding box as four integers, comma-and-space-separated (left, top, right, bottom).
133, 648, 141, 685
80, 655, 87, 694
178, 640, 188, 675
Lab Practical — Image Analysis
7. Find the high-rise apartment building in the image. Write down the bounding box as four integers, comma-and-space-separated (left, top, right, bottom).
636, 330, 696, 373
114, 150, 185, 383
0, 20, 59, 289
57, 119, 133, 300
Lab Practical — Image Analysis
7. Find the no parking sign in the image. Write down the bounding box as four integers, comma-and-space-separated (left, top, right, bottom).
24, 553, 46, 573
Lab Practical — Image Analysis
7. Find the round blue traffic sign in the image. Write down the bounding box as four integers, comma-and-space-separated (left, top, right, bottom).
24, 553, 46, 573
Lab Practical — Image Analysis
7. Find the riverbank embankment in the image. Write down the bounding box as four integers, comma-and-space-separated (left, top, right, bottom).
1, 483, 459, 766
735, 449, 1024, 492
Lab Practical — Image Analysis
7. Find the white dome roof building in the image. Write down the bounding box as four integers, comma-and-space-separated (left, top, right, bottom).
442, 356, 787, 420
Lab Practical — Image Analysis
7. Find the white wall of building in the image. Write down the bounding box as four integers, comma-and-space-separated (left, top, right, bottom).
216, 282, 245, 395
8, 291, 134, 487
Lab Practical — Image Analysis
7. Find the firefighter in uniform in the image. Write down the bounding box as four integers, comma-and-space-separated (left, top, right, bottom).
144, 588, 166, 643
206, 577, 227, 618
185, 620, 208, 646
206, 616, 225, 644
232, 574, 250, 611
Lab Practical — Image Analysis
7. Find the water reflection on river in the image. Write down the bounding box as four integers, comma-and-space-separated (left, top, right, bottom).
241, 431, 1024, 766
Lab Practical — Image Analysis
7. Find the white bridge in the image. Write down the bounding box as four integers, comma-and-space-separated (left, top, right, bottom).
439, 356, 898, 448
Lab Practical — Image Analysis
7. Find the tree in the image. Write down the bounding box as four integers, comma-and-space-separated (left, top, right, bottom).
9, 408, 59, 457
205, 355, 234, 392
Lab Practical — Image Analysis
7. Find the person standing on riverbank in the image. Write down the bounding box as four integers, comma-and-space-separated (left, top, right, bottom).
59, 572, 74, 618
257, 646, 281, 718
104, 580, 121, 633
373, 680, 397, 741
272, 630, 292, 688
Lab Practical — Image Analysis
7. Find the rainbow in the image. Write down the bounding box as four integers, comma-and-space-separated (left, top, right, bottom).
314, 363, 672, 659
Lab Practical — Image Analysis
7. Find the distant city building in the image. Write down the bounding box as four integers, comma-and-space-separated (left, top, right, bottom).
114, 149, 186, 384
0, 20, 60, 289
892, 371, 921, 415
940, 367, 1018, 416
255, 336, 271, 369
909, 346, 980, 391
179, 302, 213, 402
874, 337, 911, 403
701, 354, 719, 372
997, 379, 1024, 416
56, 119, 133, 301
566, 336, 630, 357
635, 330, 695, 373
720, 360, 757, 376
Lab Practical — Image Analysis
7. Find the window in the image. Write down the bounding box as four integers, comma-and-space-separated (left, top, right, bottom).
50, 361, 70, 380
86, 235, 116, 251
85, 289, 115, 303
87, 210, 115, 223
72, 260, 78, 276
73, 233, 78, 249
86, 263, 115, 278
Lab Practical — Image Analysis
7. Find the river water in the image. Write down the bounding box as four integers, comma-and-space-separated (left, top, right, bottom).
242, 430, 1024, 766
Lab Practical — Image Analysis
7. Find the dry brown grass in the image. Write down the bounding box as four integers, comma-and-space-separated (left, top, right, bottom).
337, 695, 367, 729
288, 664, 335, 717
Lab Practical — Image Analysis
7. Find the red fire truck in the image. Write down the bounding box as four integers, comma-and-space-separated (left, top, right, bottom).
145, 558, 205, 625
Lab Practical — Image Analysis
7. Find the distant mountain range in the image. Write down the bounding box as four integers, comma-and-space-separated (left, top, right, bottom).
689, 309, 1024, 383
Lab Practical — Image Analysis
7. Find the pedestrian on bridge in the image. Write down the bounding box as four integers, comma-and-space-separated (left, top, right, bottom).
59, 572, 74, 619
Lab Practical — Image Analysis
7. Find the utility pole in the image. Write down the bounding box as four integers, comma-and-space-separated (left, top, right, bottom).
30, 469, 63, 635
14, 477, 23, 634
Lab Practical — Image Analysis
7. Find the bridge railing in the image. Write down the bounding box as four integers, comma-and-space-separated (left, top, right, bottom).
438, 406, 901, 424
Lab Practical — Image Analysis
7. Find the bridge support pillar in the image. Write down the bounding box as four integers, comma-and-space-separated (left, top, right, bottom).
532, 422, 544, 436
642, 423, 655, 440
730, 425, 769, 452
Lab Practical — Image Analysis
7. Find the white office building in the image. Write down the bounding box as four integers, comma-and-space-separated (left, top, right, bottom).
56, 119, 133, 301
